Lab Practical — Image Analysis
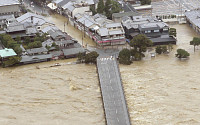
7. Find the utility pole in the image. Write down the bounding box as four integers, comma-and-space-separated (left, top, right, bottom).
64, 22, 65, 32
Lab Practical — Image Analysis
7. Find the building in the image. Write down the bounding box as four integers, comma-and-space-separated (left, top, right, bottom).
185, 10, 200, 34
0, 14, 15, 28
62, 47, 85, 58
16, 12, 55, 31
6, 22, 38, 39
26, 47, 48, 56
0, 48, 17, 64
122, 15, 176, 45
0, 0, 20, 16
74, 13, 126, 46
20, 54, 52, 64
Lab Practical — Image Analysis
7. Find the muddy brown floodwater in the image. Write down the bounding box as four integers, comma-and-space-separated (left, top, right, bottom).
120, 24, 200, 125
0, 59, 105, 125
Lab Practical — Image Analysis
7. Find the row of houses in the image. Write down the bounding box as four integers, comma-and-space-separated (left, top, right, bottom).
48, 0, 177, 46
0, 12, 86, 66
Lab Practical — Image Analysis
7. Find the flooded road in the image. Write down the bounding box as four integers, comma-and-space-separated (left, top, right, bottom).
120, 24, 200, 124
46, 14, 96, 47
0, 60, 105, 125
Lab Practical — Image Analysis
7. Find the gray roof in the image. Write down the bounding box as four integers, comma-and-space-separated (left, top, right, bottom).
16, 12, 54, 26
185, 10, 200, 28
0, 0, 20, 7
150, 36, 176, 43
55, 40, 74, 45
49, 51, 63, 57
0, 14, 15, 21
139, 22, 168, 31
42, 39, 54, 47
112, 11, 139, 18
6, 23, 25, 32
98, 28, 109, 36
20, 54, 52, 63
26, 27, 38, 34
106, 23, 122, 28
62, 47, 85, 56
48, 29, 66, 40
27, 47, 48, 55
109, 30, 123, 35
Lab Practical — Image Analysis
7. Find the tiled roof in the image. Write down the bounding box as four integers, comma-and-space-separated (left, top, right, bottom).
0, 48, 17, 58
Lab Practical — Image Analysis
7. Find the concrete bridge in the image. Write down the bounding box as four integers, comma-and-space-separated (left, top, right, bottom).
97, 55, 131, 125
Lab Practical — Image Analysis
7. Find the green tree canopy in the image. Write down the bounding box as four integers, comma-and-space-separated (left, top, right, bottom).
175, 49, 190, 58
140, 0, 151, 5
169, 28, 177, 37
190, 37, 200, 52
119, 48, 131, 65
156, 45, 168, 54
85, 51, 99, 64
97, 0, 104, 14
2, 56, 21, 67
130, 34, 153, 53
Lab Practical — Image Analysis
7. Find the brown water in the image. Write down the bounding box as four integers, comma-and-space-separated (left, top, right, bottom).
120, 24, 200, 124
0, 59, 105, 125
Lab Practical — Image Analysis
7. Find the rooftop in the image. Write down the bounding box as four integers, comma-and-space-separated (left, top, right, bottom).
27, 47, 48, 55
185, 10, 200, 28
0, 48, 17, 58
62, 47, 85, 56
0, 0, 20, 7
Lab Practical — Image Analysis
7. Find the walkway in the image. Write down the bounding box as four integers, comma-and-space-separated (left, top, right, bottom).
97, 56, 131, 125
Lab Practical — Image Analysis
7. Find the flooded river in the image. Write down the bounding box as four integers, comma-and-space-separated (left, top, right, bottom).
120, 24, 200, 124
1, 13, 200, 125
0, 60, 105, 125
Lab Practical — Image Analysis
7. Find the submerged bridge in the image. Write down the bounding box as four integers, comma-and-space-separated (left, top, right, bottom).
97, 56, 131, 125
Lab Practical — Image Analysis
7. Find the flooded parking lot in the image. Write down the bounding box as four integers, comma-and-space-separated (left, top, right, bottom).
0, 60, 105, 125
120, 24, 200, 124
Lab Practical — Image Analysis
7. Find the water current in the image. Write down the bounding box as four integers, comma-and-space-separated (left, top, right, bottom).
1, 13, 200, 124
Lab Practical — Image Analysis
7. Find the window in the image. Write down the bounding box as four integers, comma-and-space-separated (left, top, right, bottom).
145, 30, 151, 33
154, 30, 159, 32
163, 28, 168, 31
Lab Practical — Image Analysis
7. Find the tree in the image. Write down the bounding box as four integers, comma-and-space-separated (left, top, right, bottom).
119, 49, 131, 65
169, 28, 177, 37
85, 51, 99, 64
105, 0, 112, 18
175, 49, 190, 58
77, 52, 85, 62
155, 46, 162, 54
2, 56, 21, 67
14, 46, 22, 55
141, 0, 151, 5
130, 49, 145, 61
190, 37, 200, 52
129, 34, 152, 60
90, 4, 97, 15
24, 36, 31, 43
156, 45, 168, 54
97, 0, 104, 14
15, 36, 21, 43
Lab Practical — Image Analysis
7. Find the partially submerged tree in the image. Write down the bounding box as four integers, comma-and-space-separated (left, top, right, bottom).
190, 37, 200, 52
175, 49, 190, 58
140, 0, 151, 5
129, 34, 152, 60
119, 48, 131, 65
169, 28, 177, 37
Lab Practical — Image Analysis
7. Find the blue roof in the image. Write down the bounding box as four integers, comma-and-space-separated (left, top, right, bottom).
0, 48, 17, 58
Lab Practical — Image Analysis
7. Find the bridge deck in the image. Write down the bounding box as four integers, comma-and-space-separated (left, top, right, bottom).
97, 57, 131, 125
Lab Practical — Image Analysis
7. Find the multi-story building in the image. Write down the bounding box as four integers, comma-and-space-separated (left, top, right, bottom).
0, 0, 20, 16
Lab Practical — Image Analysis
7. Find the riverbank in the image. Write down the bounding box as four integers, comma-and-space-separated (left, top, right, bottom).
0, 59, 105, 125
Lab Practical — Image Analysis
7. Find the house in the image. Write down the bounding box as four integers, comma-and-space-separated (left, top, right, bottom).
42, 26, 69, 40
26, 47, 48, 56
20, 54, 52, 64
122, 15, 176, 45
16, 12, 55, 31
185, 10, 200, 34
0, 0, 20, 16
6, 22, 38, 39
49, 51, 64, 59
62, 47, 85, 58
74, 13, 126, 46
0, 14, 15, 28
0, 48, 17, 64
112, 11, 139, 22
